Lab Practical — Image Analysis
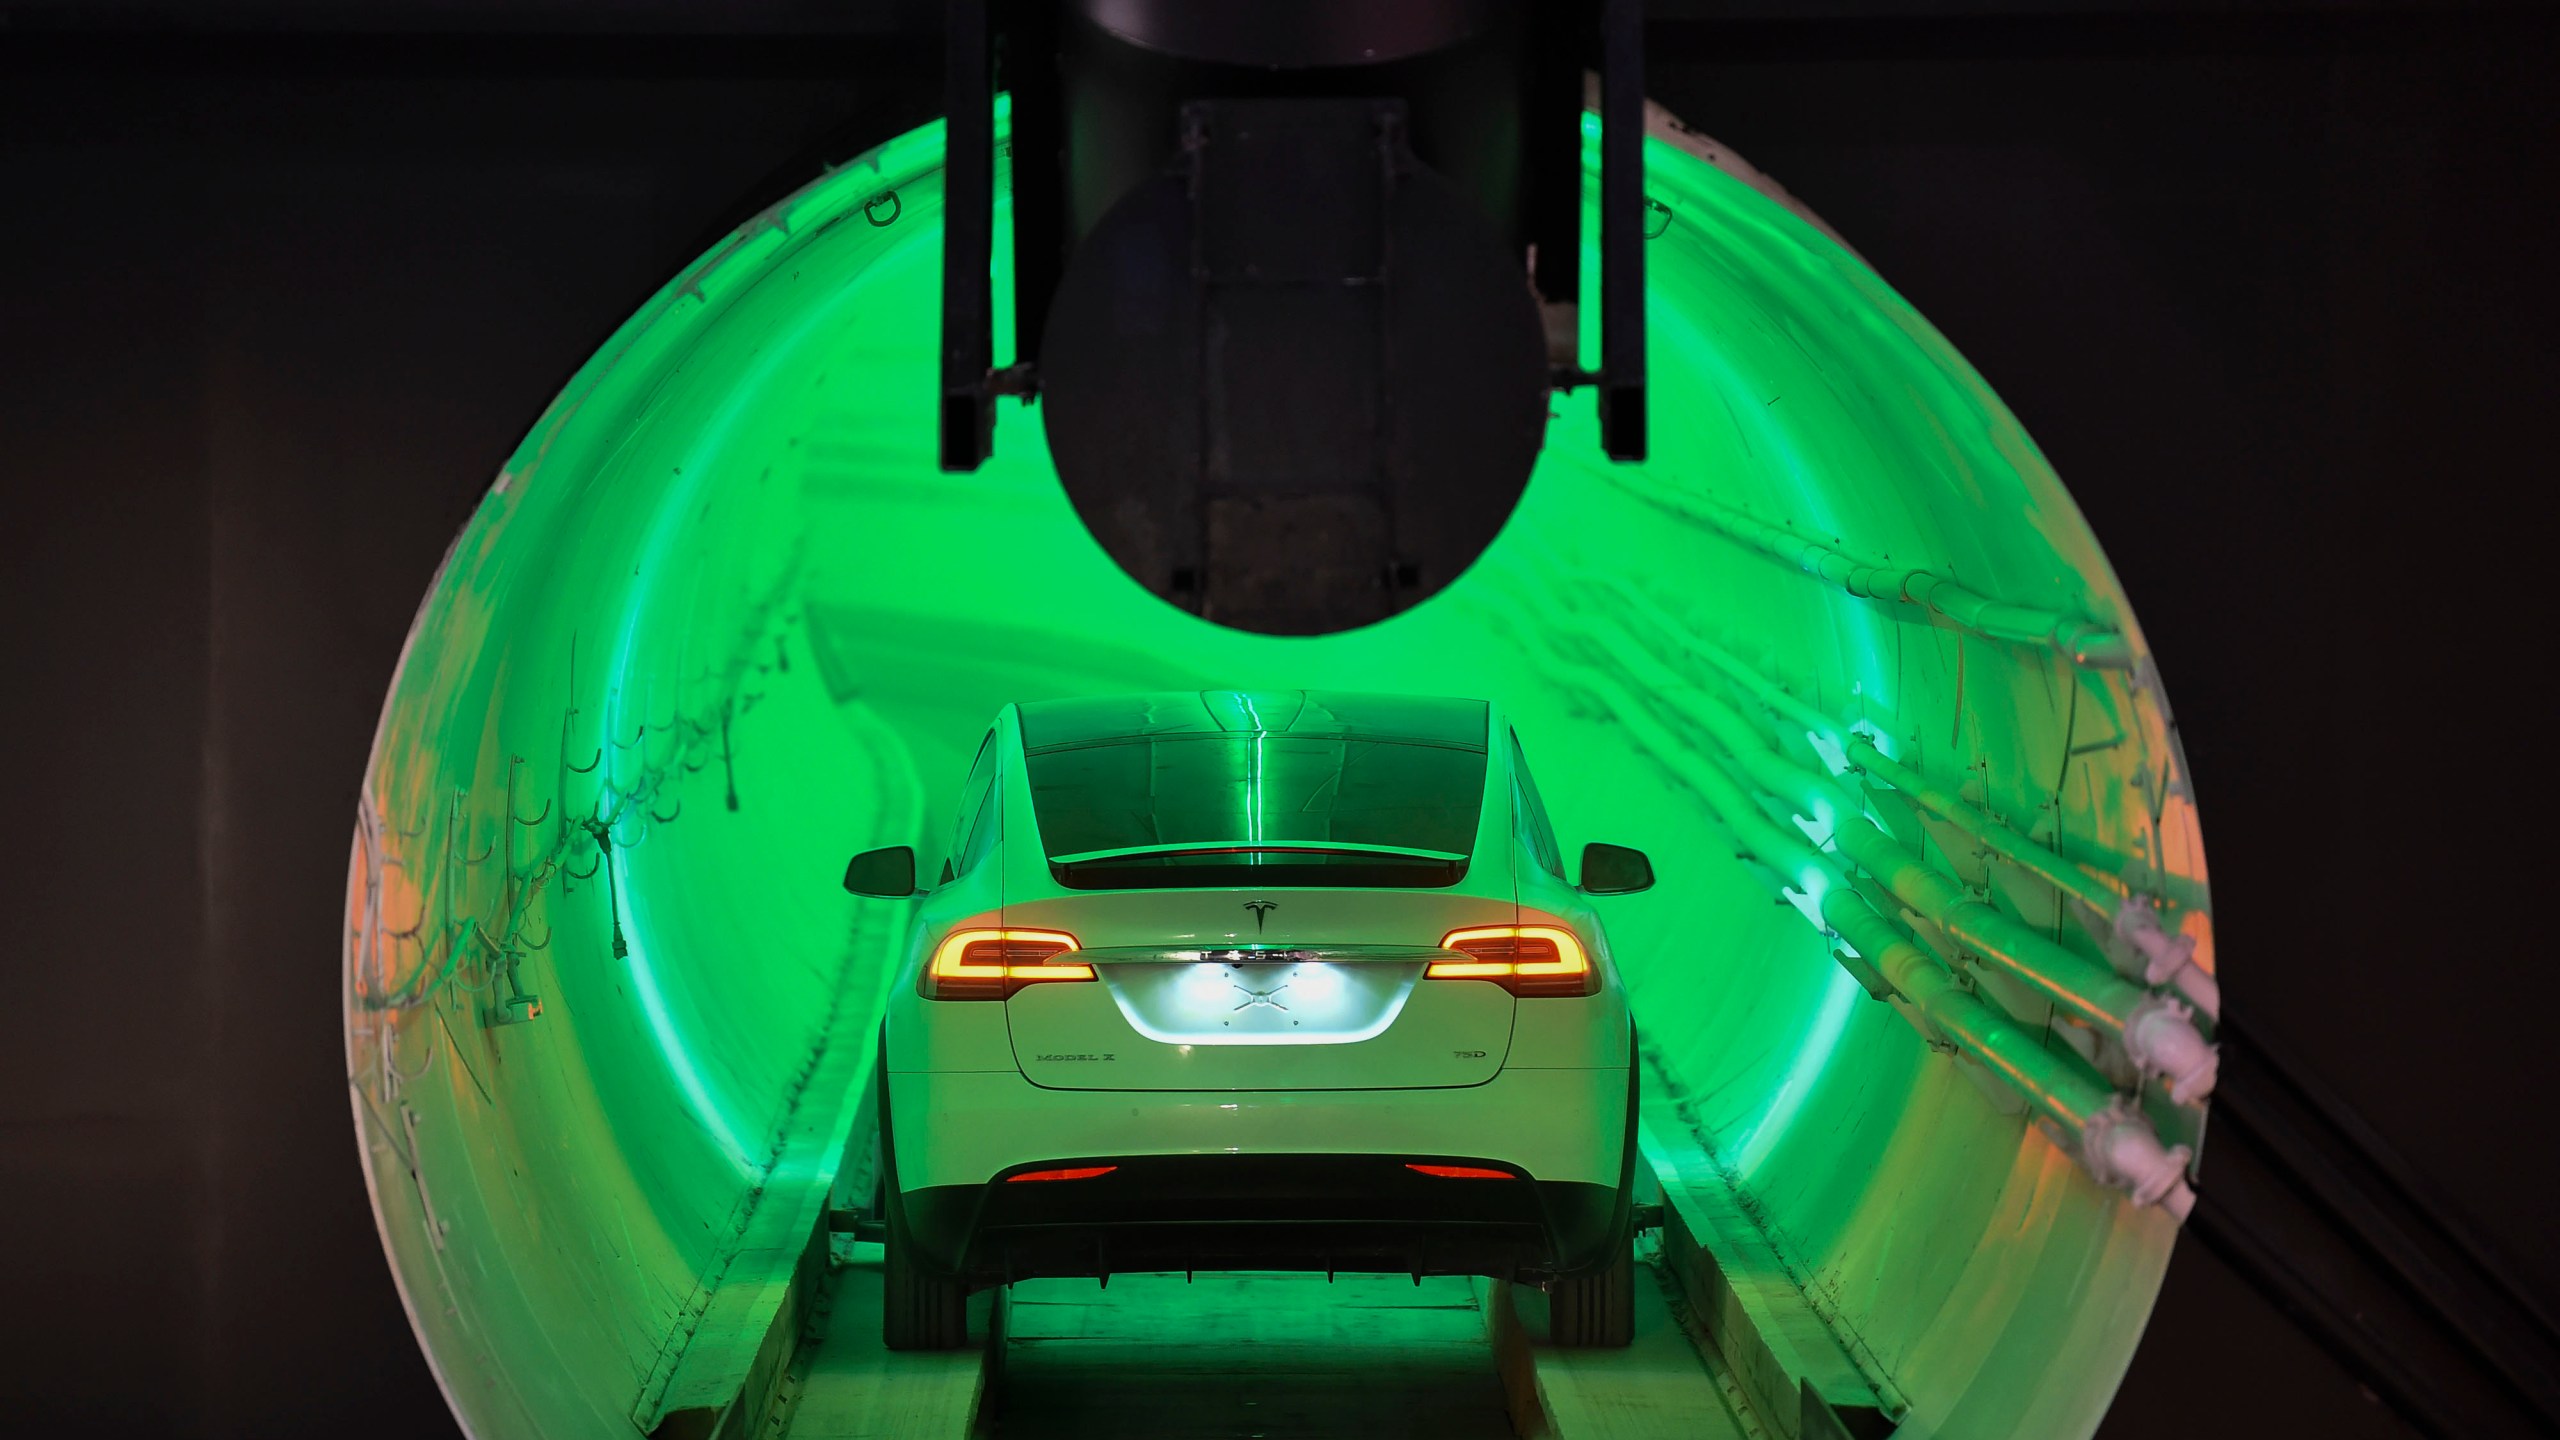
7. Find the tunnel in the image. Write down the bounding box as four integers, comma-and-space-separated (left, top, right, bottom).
345, 103, 2214, 1440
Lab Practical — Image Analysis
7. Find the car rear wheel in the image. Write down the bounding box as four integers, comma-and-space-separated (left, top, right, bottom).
1548, 1242, 1635, 1347
881, 1187, 971, 1350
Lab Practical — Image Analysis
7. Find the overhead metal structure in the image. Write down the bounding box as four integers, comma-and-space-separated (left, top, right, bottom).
937, 0, 1649, 634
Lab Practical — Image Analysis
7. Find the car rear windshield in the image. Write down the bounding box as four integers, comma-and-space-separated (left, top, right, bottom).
1026, 734, 1487, 889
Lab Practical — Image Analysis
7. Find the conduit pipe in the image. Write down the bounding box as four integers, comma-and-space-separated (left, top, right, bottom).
1826, 821, 2218, 1105
1592, 631, 2218, 1105
1605, 596, 2217, 1023
1624, 485, 2134, 669
1817, 893, 2196, 1218
1610, 679, 2196, 1215
1847, 738, 2219, 1020
1561, 610, 2218, 1106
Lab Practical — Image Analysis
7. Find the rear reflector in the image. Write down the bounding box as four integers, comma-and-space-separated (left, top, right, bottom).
922, 927, 1091, 1000
1427, 924, 1598, 997
1005, 1166, 1119, 1183
1405, 1164, 1517, 1180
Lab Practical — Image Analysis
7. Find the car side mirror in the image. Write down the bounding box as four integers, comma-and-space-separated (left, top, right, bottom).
1580, 842, 1654, 896
843, 845, 919, 897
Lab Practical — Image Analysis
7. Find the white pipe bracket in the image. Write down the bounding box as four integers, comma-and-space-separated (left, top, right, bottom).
2112, 899, 2220, 1021
2080, 1095, 2196, 1213
2122, 992, 2220, 1105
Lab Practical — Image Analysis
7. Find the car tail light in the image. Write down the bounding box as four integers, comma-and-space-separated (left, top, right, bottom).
1427, 924, 1598, 997
921, 928, 1091, 1000
1406, 1164, 1517, 1180
1006, 1165, 1118, 1183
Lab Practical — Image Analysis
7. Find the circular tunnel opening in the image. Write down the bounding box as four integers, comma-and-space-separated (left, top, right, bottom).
346, 109, 2214, 1440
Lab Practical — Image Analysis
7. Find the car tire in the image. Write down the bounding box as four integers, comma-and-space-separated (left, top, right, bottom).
881, 1187, 971, 1351
1548, 1242, 1636, 1348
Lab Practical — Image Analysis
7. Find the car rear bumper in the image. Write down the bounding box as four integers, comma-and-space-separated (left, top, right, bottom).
897, 1153, 1623, 1285
883, 1064, 1635, 1285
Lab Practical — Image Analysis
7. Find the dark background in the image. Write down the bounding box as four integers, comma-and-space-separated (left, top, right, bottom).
2, 2, 2551, 1436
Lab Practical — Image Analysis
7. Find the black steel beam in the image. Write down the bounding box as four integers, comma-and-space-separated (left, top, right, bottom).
938, 0, 995, 471
6, 1, 2547, 35
9, 7, 2546, 75
2193, 1018, 2560, 1439
1596, 0, 1646, 461
1001, 0, 1063, 380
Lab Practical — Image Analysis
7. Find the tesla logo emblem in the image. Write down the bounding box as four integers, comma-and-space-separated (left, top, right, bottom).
1242, 900, 1278, 932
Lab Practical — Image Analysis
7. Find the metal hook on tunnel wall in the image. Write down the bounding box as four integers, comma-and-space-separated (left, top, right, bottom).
507, 756, 553, 832
442, 789, 497, 883
564, 642, 603, 776
863, 189, 901, 227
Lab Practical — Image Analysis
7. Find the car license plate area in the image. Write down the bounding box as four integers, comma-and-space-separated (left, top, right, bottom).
1109, 957, 1414, 1044
1007, 955, 1514, 1090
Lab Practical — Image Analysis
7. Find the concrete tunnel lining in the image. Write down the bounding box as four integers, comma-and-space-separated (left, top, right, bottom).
345, 106, 2211, 1440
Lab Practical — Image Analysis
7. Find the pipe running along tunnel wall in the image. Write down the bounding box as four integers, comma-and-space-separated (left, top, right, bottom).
346, 106, 2214, 1440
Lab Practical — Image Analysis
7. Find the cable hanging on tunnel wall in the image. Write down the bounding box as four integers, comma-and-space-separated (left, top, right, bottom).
348, 583, 811, 1069
344, 623, 781, 1255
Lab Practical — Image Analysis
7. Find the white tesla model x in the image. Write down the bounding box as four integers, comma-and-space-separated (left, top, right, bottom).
844, 690, 1655, 1349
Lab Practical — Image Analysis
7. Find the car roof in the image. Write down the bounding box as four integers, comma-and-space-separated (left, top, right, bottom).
1015, 690, 1490, 753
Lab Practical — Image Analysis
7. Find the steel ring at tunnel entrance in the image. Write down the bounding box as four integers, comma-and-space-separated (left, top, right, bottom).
347, 96, 2208, 1440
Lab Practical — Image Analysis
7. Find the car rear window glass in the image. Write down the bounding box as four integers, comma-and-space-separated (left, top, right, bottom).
1020, 690, 1487, 750
1020, 691, 1488, 888
1028, 735, 1486, 862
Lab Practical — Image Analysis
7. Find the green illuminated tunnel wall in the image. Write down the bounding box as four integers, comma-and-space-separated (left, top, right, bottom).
347, 108, 2211, 1440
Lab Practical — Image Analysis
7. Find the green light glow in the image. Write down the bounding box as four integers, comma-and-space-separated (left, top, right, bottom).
1730, 964, 1863, 1175
612, 849, 755, 1176
348, 109, 2210, 1440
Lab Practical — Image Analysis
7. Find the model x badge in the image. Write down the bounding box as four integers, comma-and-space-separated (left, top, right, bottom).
1242, 899, 1278, 932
